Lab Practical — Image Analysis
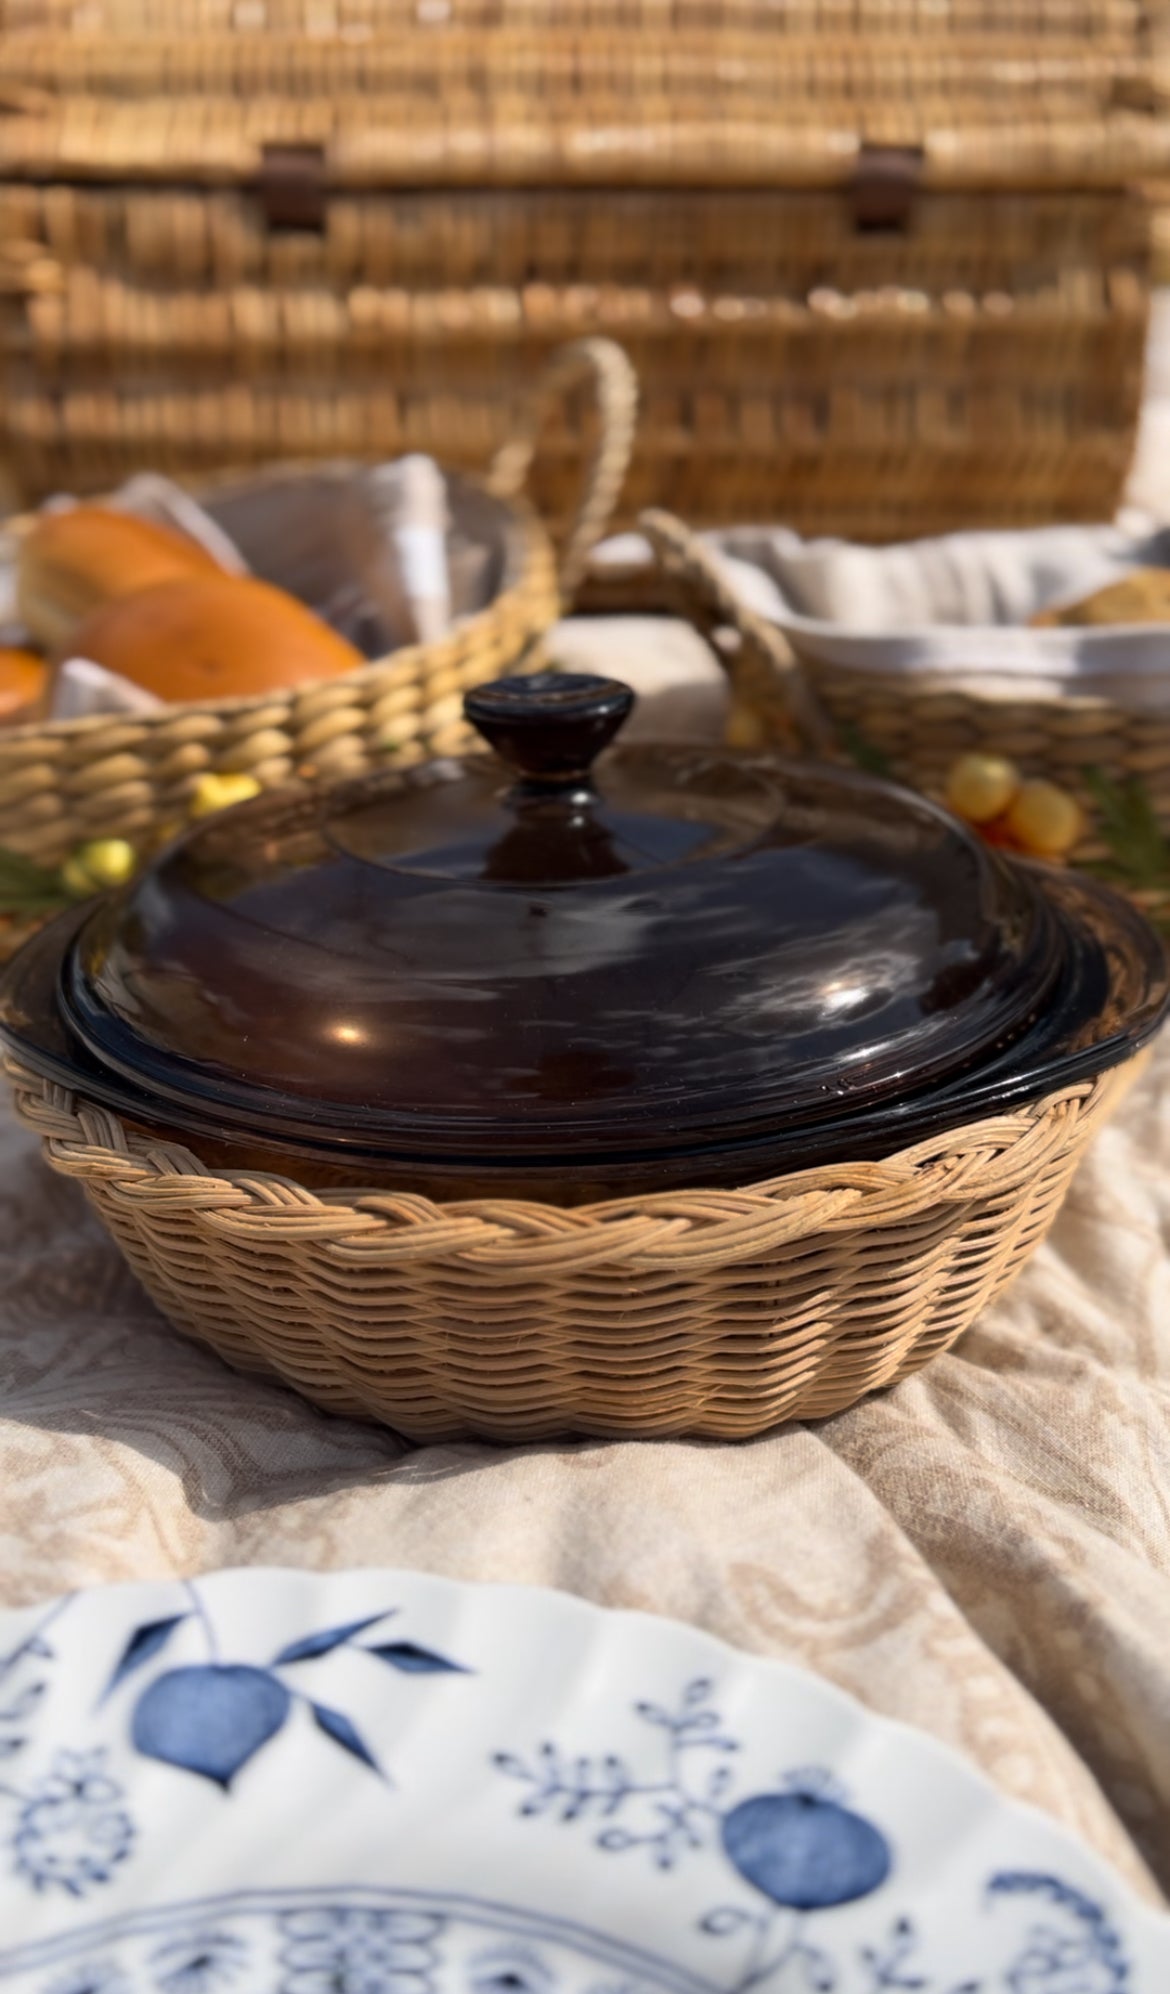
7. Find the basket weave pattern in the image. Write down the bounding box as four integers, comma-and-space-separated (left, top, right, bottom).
786, 666, 1170, 854
0, 7, 1159, 532
6, 1059, 1135, 1441
0, 3, 1152, 31
0, 187, 1148, 537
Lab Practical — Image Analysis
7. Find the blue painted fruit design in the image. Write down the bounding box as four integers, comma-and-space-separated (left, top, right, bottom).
131, 1665, 291, 1788
720, 1787, 891, 1911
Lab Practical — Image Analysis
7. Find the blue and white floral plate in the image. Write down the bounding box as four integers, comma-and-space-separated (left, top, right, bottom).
0, 1567, 1165, 1992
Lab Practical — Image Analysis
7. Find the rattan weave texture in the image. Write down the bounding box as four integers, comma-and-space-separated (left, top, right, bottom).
6, 1059, 1136, 1441
0, 3, 1162, 531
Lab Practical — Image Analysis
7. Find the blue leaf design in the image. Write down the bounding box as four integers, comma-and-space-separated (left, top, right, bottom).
364, 1641, 468, 1675
310, 1701, 383, 1777
131, 1665, 291, 1788
707, 1763, 734, 1802
101, 1615, 189, 1705
700, 1907, 758, 1937
0, 1681, 45, 1722
272, 1613, 395, 1666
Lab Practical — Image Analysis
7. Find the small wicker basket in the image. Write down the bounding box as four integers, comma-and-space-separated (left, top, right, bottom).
0, 335, 636, 909
629, 514, 1170, 930
3, 521, 1152, 1443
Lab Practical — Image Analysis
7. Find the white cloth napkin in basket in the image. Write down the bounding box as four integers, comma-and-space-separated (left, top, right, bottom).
592, 523, 1170, 713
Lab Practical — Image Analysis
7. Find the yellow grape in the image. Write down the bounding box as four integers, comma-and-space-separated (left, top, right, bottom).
944, 753, 1020, 825
1005, 778, 1084, 857
189, 771, 263, 819
61, 837, 137, 896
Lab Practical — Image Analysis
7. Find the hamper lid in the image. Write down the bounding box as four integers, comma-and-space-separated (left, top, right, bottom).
37, 668, 1089, 1172
0, 14, 1166, 191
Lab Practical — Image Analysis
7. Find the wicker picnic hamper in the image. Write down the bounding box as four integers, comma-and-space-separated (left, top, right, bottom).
0, 335, 636, 932
0, 1, 1165, 536
2, 521, 1162, 1444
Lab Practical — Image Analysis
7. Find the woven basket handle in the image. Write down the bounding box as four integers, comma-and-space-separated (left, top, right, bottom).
489, 338, 638, 598
639, 508, 836, 757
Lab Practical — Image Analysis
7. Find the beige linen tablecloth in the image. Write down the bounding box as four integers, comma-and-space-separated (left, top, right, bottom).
2, 1028, 1169, 1907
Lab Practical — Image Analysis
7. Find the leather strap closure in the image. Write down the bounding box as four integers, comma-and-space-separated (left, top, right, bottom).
257, 143, 327, 231
851, 144, 924, 232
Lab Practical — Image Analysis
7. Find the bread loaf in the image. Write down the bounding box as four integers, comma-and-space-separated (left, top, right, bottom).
0, 646, 48, 726
66, 574, 363, 703
1030, 569, 1170, 628
18, 505, 225, 654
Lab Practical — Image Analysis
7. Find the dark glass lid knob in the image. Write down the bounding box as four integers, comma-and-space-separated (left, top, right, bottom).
464, 672, 635, 787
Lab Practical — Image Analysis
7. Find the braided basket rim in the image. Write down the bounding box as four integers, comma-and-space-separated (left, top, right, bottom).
6, 1057, 1139, 1274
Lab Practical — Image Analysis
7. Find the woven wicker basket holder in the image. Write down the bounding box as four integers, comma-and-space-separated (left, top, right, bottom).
4, 509, 1149, 1443
0, 333, 637, 877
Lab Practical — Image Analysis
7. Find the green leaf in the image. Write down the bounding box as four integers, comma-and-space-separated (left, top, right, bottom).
1081, 769, 1170, 893
838, 724, 895, 782
0, 847, 70, 915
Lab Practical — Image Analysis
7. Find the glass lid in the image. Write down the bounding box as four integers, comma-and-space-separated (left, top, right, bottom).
38, 670, 1079, 1170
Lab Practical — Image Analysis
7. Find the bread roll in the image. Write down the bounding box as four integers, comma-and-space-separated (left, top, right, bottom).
66, 574, 363, 704
0, 646, 48, 726
1030, 568, 1170, 628
18, 505, 224, 654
